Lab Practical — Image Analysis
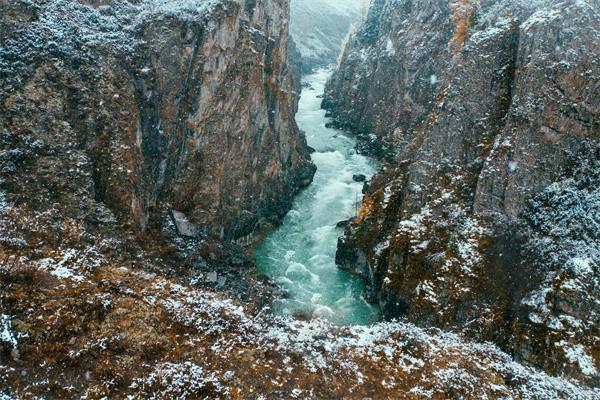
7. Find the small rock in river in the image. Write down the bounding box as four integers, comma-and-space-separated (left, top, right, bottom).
352, 174, 367, 182
336, 219, 351, 228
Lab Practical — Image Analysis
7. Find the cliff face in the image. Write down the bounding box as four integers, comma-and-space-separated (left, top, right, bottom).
326, 0, 599, 384
0, 0, 315, 245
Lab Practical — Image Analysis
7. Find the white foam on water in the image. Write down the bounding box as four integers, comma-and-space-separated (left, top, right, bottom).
285, 262, 318, 281
313, 305, 336, 319
275, 276, 294, 286
255, 69, 380, 326
284, 250, 296, 262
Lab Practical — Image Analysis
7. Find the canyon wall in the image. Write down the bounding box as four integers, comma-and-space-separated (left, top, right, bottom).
0, 0, 315, 244
325, 0, 599, 385
0, 0, 316, 305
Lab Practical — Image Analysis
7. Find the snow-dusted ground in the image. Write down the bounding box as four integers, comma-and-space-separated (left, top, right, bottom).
2, 253, 599, 398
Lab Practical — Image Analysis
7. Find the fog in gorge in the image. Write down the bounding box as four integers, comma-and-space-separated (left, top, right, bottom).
289, 0, 369, 70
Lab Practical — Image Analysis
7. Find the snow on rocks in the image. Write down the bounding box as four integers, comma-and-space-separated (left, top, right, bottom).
140, 0, 221, 20
556, 341, 598, 377
36, 246, 105, 283
0, 314, 18, 350
397, 205, 432, 236
131, 361, 225, 399
2, 259, 599, 398
0, 192, 7, 211
0, 0, 228, 87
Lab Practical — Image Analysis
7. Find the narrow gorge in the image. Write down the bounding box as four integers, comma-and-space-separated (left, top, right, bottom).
0, 0, 598, 399
255, 70, 379, 326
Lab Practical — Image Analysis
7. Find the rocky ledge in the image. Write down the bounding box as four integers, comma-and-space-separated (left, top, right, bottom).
326, 0, 599, 386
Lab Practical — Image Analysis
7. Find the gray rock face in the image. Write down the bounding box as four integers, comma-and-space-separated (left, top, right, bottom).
326, 0, 599, 385
0, 0, 315, 243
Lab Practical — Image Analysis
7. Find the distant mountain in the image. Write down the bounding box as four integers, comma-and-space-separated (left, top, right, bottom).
290, 0, 367, 71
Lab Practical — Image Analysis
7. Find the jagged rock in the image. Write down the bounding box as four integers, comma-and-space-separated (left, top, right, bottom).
206, 271, 218, 284
327, 0, 600, 385
336, 219, 351, 228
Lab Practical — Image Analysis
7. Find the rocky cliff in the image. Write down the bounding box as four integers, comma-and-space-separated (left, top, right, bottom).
1, 0, 315, 245
0, 0, 315, 350
326, 0, 599, 385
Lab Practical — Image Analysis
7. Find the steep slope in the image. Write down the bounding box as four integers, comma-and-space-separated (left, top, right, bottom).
325, 0, 599, 385
1, 253, 599, 398
289, 0, 367, 71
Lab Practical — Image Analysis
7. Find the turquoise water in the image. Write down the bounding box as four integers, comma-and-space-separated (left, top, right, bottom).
254, 70, 379, 325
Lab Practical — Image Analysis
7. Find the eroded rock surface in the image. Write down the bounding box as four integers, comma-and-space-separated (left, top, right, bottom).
326, 0, 599, 385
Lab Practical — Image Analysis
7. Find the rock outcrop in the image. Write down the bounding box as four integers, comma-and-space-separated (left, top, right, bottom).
326, 0, 599, 385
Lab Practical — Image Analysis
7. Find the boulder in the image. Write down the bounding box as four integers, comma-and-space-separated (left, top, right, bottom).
352, 174, 367, 182
171, 210, 197, 238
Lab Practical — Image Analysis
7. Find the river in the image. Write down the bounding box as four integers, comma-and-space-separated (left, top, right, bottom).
254, 70, 379, 325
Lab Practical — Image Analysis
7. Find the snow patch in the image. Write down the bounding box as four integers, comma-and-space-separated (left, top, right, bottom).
0, 314, 18, 349
556, 341, 598, 376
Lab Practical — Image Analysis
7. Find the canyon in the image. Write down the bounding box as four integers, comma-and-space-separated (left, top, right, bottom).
0, 0, 598, 398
